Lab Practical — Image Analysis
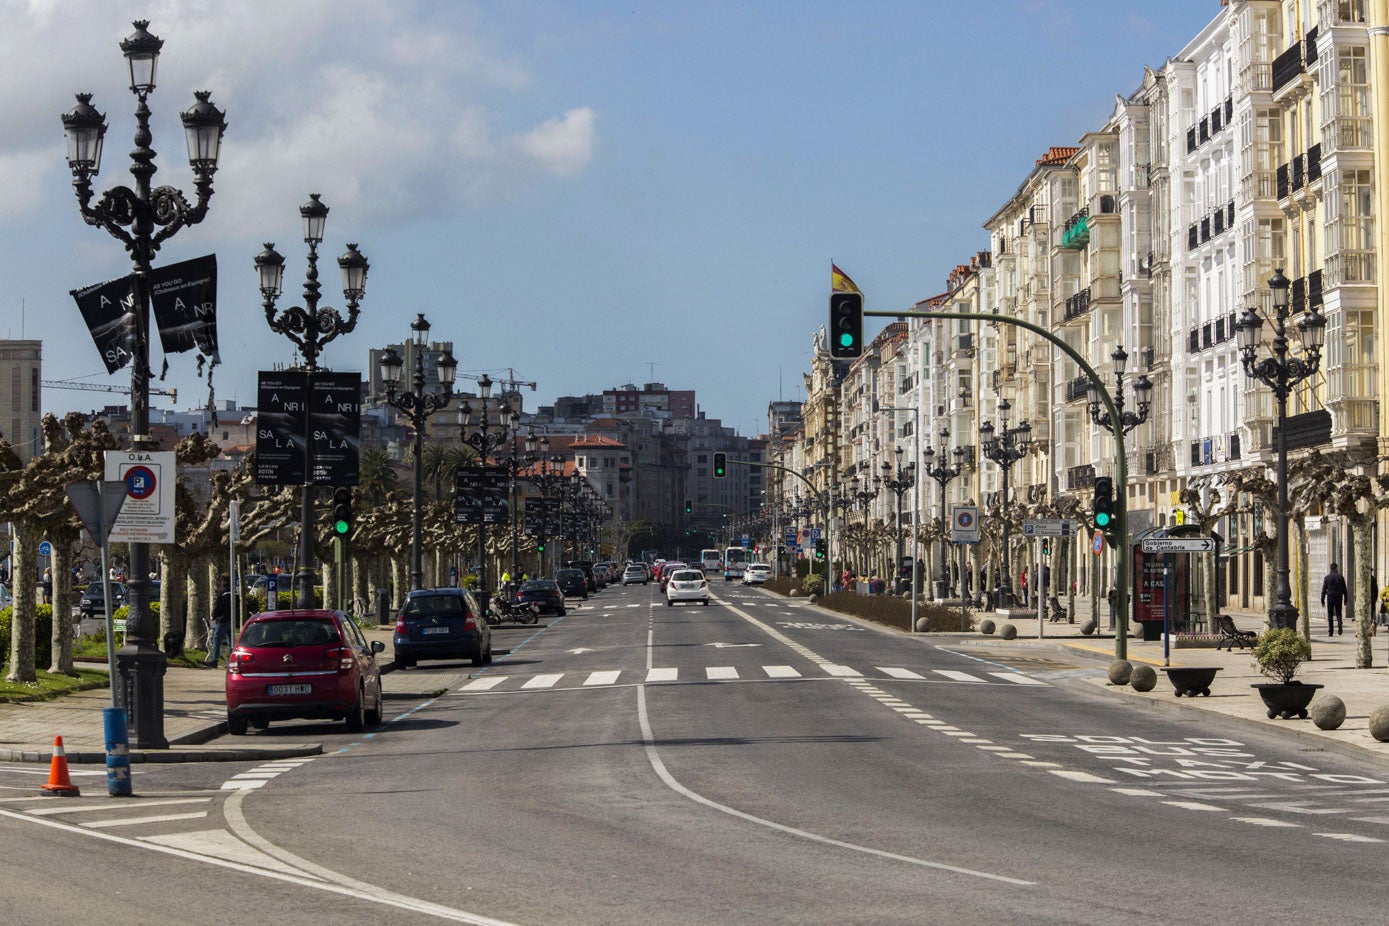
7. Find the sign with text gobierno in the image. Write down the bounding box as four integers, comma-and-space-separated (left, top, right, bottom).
104, 450, 177, 544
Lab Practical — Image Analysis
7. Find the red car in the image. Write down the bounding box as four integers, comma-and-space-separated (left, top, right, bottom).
225, 609, 385, 736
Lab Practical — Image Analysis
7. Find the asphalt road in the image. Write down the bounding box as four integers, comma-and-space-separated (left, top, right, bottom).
3, 581, 1386, 925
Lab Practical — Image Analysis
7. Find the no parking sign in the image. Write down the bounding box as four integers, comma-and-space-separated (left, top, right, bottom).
103, 451, 177, 544
950, 505, 980, 544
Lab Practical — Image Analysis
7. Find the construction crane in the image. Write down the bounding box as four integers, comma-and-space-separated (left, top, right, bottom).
43, 379, 177, 403
457, 369, 537, 393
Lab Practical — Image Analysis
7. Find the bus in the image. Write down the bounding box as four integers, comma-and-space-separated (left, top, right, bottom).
700, 549, 723, 575
723, 547, 748, 582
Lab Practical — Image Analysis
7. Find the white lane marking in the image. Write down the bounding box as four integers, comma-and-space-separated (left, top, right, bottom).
646, 667, 678, 682
460, 676, 506, 691
1314, 832, 1383, 843
763, 665, 801, 678
989, 672, 1048, 686
584, 671, 621, 687
142, 829, 321, 875
1111, 789, 1166, 798
706, 666, 739, 680
1049, 770, 1115, 784
977, 745, 1013, 751
220, 780, 267, 791
822, 664, 862, 677
1162, 801, 1224, 812
1247, 802, 1350, 815
1231, 817, 1302, 827
634, 685, 1035, 887
1021, 762, 1062, 768
230, 773, 281, 780
959, 738, 992, 744
879, 667, 925, 680
521, 674, 563, 689
83, 811, 209, 829
933, 670, 984, 683
27, 797, 210, 816
993, 752, 1034, 759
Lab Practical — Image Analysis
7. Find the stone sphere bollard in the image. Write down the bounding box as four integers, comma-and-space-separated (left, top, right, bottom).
1108, 659, 1133, 686
999, 623, 1017, 640
807, 593, 818, 605
1130, 664, 1157, 692
1370, 706, 1389, 743
979, 619, 996, 635
789, 588, 801, 597
915, 616, 932, 632
1080, 619, 1097, 636
1309, 694, 1346, 731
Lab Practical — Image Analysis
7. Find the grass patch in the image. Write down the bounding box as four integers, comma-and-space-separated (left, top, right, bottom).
762, 582, 972, 632
73, 632, 213, 669
0, 668, 110, 703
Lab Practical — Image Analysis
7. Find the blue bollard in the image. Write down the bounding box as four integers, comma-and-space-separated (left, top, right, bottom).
103, 706, 133, 797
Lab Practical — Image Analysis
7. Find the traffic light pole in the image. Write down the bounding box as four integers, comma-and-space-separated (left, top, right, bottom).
864, 309, 1131, 660
729, 460, 834, 604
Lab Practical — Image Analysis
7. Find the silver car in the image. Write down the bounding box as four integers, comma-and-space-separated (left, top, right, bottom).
622, 564, 649, 585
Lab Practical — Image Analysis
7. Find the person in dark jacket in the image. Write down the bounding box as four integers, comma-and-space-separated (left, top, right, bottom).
1320, 563, 1348, 636
204, 575, 233, 666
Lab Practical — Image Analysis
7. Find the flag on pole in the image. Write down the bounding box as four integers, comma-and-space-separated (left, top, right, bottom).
831, 262, 862, 294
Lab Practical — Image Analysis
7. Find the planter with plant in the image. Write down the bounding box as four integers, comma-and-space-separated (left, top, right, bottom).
1251, 627, 1320, 719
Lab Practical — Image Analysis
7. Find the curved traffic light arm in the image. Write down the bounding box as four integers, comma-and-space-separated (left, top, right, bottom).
869, 308, 1131, 660
733, 458, 835, 595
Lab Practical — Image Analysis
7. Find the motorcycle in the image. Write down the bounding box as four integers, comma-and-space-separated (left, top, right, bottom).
489, 593, 540, 625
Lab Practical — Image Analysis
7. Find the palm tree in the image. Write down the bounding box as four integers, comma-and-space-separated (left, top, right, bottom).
358, 445, 398, 506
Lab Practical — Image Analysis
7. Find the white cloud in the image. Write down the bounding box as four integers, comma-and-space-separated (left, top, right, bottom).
0, 148, 52, 218
517, 107, 596, 178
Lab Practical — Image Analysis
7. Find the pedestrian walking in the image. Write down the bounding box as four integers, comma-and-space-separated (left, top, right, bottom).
1320, 563, 1347, 636
204, 574, 232, 666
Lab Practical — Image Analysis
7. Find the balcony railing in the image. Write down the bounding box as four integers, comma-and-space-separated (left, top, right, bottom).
1065, 376, 1090, 403
1188, 328, 1200, 354
1187, 225, 1199, 251
1063, 287, 1091, 321
1308, 269, 1323, 308
1066, 463, 1096, 491
1276, 163, 1290, 200
1272, 40, 1304, 92
1305, 26, 1319, 66
1292, 153, 1305, 191
1307, 143, 1321, 182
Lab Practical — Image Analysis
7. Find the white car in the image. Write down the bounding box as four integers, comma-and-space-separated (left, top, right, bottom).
665, 569, 710, 606
622, 564, 650, 586
743, 563, 772, 586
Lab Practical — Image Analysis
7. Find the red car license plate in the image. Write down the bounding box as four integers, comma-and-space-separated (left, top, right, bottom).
267, 683, 312, 696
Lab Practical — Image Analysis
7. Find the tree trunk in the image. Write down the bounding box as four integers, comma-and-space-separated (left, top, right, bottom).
1090, 550, 1100, 629
1352, 513, 1375, 669
187, 560, 209, 648
162, 555, 188, 651
1294, 516, 1310, 641
322, 558, 335, 611
7, 524, 36, 683
392, 558, 407, 609
1262, 548, 1277, 632
49, 537, 74, 675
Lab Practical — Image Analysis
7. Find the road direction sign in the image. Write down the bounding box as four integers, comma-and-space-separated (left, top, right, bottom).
1022, 518, 1076, 537
1141, 537, 1217, 553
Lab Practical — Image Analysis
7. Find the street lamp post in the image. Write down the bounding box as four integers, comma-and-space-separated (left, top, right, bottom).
880, 449, 916, 595
62, 20, 227, 748
1087, 345, 1153, 436
459, 374, 518, 611
1236, 269, 1326, 631
256, 195, 370, 608
921, 427, 965, 599
979, 398, 1033, 609
379, 315, 458, 592
525, 453, 566, 575
503, 432, 547, 581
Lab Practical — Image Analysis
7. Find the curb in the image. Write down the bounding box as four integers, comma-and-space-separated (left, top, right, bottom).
2, 741, 322, 765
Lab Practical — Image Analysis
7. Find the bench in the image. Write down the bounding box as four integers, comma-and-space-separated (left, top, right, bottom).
1213, 614, 1258, 651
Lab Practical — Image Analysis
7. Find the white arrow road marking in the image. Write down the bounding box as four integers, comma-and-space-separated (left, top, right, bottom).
706, 642, 761, 648
569, 648, 595, 654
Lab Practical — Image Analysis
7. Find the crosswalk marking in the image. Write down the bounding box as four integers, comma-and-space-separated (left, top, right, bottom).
27, 797, 210, 817
646, 667, 678, 682
989, 672, 1049, 686
763, 665, 801, 678
584, 671, 621, 686
822, 664, 862, 677
878, 667, 926, 680
521, 673, 564, 689
934, 670, 985, 683
460, 676, 506, 691
706, 666, 739, 680
83, 811, 209, 829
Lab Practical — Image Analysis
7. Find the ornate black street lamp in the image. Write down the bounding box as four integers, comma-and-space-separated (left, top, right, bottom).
256, 195, 370, 607
880, 450, 915, 593
1087, 345, 1153, 435
525, 453, 567, 575
1236, 268, 1326, 630
62, 20, 227, 748
459, 374, 518, 609
921, 427, 965, 598
380, 315, 457, 591
501, 432, 547, 581
980, 398, 1033, 608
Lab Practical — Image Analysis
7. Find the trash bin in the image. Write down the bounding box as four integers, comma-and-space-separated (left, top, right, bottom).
376, 588, 391, 626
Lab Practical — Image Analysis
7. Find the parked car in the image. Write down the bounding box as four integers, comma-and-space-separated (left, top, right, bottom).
556, 568, 589, 598
515, 579, 566, 617
658, 562, 688, 591
665, 569, 711, 606
622, 564, 650, 586
743, 563, 772, 586
225, 609, 384, 735
591, 564, 613, 586
79, 581, 125, 619
566, 560, 599, 593
393, 588, 493, 669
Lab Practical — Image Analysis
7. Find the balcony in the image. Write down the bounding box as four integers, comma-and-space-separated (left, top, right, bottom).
1276, 163, 1290, 200
1200, 217, 1211, 243
1213, 207, 1225, 236
1063, 287, 1091, 321
1186, 127, 1197, 154
1292, 276, 1306, 313
1065, 376, 1090, 403
1305, 26, 1318, 66
1292, 153, 1305, 192
1187, 225, 1199, 251
1271, 40, 1304, 93
1061, 209, 1090, 250
1199, 116, 1210, 145
1228, 432, 1242, 462
952, 333, 974, 354
1188, 328, 1200, 354
1201, 323, 1213, 350
1211, 105, 1222, 134
1307, 143, 1321, 182
1308, 269, 1323, 308
1067, 463, 1096, 491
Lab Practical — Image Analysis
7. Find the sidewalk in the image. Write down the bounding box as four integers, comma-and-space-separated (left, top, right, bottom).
0, 628, 473, 765
964, 607, 1389, 763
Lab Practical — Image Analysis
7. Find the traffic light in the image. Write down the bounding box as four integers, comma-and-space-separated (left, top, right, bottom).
1092, 477, 1114, 530
713, 452, 727, 478
536, 541, 545, 553
332, 487, 353, 537
814, 537, 826, 560
684, 499, 693, 514
829, 292, 864, 359
1041, 538, 1051, 556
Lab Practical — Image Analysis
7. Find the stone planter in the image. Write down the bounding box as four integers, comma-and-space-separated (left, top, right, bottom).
1252, 682, 1324, 720
1162, 666, 1221, 697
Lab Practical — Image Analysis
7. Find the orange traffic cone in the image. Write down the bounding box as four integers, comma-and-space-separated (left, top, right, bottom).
40, 736, 81, 797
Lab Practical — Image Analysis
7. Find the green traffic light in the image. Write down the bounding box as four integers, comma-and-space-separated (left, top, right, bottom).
1095, 512, 1111, 528
334, 519, 350, 535
839, 332, 855, 348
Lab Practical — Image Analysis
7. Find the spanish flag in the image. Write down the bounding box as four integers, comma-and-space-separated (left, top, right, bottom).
831, 262, 862, 295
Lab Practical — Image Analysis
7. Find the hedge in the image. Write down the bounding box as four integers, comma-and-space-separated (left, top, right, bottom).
0, 605, 55, 671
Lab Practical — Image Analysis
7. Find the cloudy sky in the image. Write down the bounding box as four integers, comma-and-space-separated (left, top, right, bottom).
3, 0, 1219, 438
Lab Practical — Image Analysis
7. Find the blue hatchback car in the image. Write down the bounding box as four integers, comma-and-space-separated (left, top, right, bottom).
393, 588, 492, 669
